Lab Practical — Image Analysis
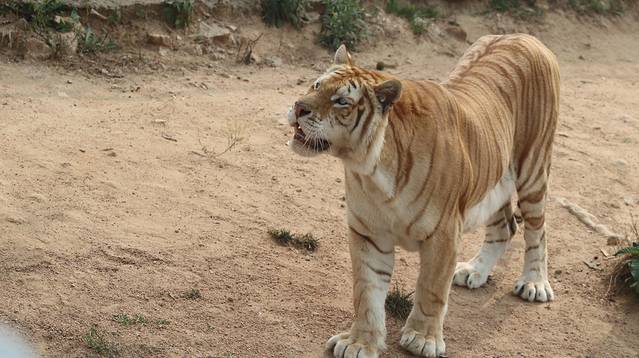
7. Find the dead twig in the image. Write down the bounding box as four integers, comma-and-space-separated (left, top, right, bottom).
236, 32, 263, 65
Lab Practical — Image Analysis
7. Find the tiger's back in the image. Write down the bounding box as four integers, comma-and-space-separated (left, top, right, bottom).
445, 34, 560, 227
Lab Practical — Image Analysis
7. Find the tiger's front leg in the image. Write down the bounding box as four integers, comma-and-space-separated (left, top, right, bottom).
400, 223, 459, 358
327, 227, 395, 358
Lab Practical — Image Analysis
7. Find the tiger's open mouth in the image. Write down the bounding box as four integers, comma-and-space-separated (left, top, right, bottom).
292, 123, 331, 152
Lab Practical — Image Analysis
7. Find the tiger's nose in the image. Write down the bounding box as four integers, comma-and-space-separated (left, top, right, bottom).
294, 101, 311, 118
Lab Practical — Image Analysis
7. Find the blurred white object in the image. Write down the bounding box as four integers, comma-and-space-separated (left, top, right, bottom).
0, 323, 35, 358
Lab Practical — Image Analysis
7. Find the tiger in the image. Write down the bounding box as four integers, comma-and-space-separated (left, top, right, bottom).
286, 34, 560, 358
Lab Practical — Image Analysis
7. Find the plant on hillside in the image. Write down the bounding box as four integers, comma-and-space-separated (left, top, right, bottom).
77, 26, 118, 54
569, 0, 624, 15
163, 0, 194, 29
386, 0, 438, 35
320, 0, 366, 50
261, 0, 308, 29
488, 0, 543, 19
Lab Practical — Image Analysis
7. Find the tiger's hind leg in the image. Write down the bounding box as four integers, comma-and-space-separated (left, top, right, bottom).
453, 203, 517, 289
513, 174, 554, 302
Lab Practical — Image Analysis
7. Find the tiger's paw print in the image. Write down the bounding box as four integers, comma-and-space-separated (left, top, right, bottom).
326, 332, 379, 358
399, 328, 445, 358
513, 277, 554, 302
453, 261, 489, 289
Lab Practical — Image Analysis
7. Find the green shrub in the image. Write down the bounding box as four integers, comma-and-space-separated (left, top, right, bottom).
568, 0, 624, 15
0, 0, 72, 33
163, 0, 194, 29
386, 0, 438, 34
320, 0, 366, 50
488, 0, 543, 19
614, 243, 639, 294
261, 0, 307, 29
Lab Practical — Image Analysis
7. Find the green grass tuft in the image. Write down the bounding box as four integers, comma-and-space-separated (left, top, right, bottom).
84, 325, 119, 357
184, 288, 202, 300
385, 286, 414, 321
269, 229, 319, 252
112, 313, 147, 326
261, 0, 307, 29
386, 0, 438, 34
319, 0, 366, 50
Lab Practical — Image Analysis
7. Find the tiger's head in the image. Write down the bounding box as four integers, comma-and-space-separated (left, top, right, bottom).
287, 45, 402, 169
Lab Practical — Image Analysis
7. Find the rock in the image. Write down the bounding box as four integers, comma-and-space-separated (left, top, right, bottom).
578, 55, 585, 60
186, 44, 203, 56
444, 23, 467, 42
624, 196, 637, 206
613, 159, 628, 167
22, 37, 51, 60
147, 33, 172, 47
158, 48, 169, 57
54, 32, 78, 55
264, 56, 283, 68
607, 236, 625, 246
210, 51, 226, 61
195, 22, 231, 44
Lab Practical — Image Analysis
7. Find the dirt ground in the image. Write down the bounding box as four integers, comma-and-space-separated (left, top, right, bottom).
1, 8, 639, 358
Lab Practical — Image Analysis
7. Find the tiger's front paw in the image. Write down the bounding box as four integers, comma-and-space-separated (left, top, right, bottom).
326, 332, 379, 358
399, 328, 445, 358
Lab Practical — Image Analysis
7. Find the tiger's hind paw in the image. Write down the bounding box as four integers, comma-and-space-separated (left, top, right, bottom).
453, 261, 489, 289
513, 277, 554, 302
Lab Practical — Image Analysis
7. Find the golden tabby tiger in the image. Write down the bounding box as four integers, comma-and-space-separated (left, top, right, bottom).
286, 34, 559, 358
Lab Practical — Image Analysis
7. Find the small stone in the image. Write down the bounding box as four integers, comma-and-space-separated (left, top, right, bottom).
186, 44, 203, 56
578, 55, 585, 60
624, 196, 636, 206
613, 159, 628, 167
147, 33, 172, 47
67, 80, 73, 84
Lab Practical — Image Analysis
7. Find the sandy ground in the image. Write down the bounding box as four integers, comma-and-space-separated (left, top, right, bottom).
1, 10, 639, 358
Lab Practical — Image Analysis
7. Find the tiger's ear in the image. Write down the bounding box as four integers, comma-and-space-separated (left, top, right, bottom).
334, 44, 353, 66
374, 80, 402, 112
